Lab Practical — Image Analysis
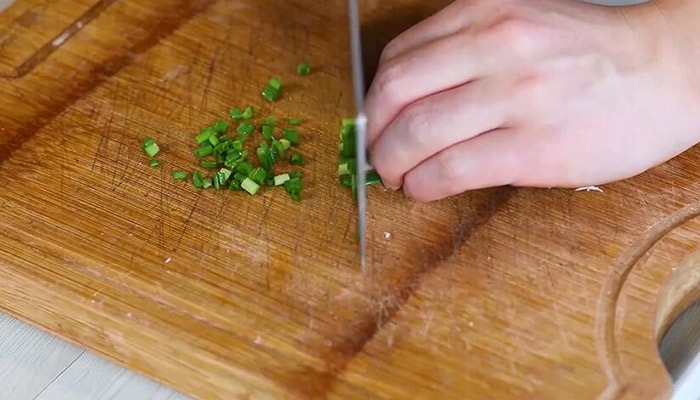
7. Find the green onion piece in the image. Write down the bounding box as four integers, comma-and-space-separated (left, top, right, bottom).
212, 119, 228, 134
342, 118, 356, 128
195, 128, 215, 144
290, 171, 303, 179
242, 106, 255, 120
279, 138, 291, 150
265, 177, 275, 186
341, 129, 356, 158
142, 139, 160, 157
208, 134, 220, 146
269, 78, 283, 90
366, 170, 381, 186
240, 150, 249, 159
173, 171, 188, 180
284, 177, 303, 201
274, 173, 291, 186
289, 117, 301, 126
261, 85, 280, 102
296, 61, 311, 76
337, 162, 350, 176
229, 180, 241, 191
202, 177, 213, 189
257, 141, 275, 171
261, 125, 275, 141
339, 174, 353, 187
237, 161, 253, 175
236, 122, 255, 140
241, 178, 260, 195
216, 168, 232, 185
201, 160, 218, 169
232, 140, 243, 151
282, 129, 300, 145
194, 145, 213, 158
249, 167, 268, 185
230, 108, 244, 120
233, 171, 247, 181
213, 173, 222, 189
264, 116, 276, 126
290, 153, 304, 165
192, 170, 204, 189
142, 137, 155, 148
149, 159, 160, 168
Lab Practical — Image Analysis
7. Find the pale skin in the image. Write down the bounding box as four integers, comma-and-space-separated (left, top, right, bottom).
366, 0, 700, 202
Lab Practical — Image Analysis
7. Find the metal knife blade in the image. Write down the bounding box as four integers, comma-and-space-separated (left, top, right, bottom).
346, 0, 368, 273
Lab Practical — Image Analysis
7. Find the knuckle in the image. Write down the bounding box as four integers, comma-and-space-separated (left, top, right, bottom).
372, 60, 404, 105
380, 38, 402, 62
402, 103, 433, 147
435, 151, 463, 183
482, 14, 538, 55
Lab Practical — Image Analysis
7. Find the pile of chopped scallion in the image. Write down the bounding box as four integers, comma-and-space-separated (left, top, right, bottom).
140, 61, 382, 202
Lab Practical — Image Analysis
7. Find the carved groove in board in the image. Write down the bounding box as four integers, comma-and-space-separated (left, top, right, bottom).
0, 0, 117, 79
596, 201, 700, 399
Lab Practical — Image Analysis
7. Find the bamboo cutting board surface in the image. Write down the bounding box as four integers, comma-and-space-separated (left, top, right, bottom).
1, 0, 700, 399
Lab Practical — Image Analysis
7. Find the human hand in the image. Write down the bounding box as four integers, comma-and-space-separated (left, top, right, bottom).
366, 0, 700, 202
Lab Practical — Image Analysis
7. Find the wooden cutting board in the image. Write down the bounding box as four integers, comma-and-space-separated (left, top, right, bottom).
1, 0, 699, 399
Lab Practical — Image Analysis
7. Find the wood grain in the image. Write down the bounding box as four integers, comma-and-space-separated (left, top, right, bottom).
0, 0, 699, 399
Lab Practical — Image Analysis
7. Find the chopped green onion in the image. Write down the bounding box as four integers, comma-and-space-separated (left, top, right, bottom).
232, 140, 243, 151
194, 145, 213, 158
367, 171, 382, 186
142, 137, 160, 157
241, 178, 260, 195
230, 108, 244, 120
296, 61, 311, 76
271, 139, 288, 159
213, 173, 222, 189
257, 141, 275, 171
149, 159, 160, 168
265, 177, 275, 186
279, 138, 291, 150
261, 125, 275, 141
289, 117, 301, 126
269, 78, 282, 90
237, 161, 253, 175
212, 119, 228, 134
202, 177, 213, 189
282, 129, 300, 145
242, 106, 255, 120
173, 171, 188, 180
337, 162, 350, 176
236, 122, 255, 140
208, 134, 220, 146
290, 171, 303, 179
249, 167, 268, 185
233, 171, 247, 182
284, 177, 303, 201
229, 180, 241, 191
216, 168, 232, 186
261, 85, 280, 102
339, 174, 353, 187
192, 170, 204, 188
290, 153, 304, 165
201, 160, 218, 169
195, 128, 215, 144
274, 173, 291, 186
